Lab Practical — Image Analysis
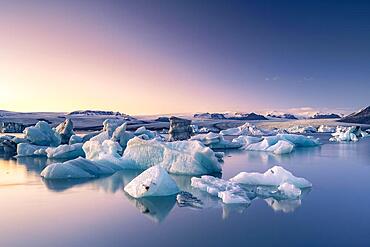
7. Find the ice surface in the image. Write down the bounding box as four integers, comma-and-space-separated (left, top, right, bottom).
124, 166, 179, 198
230, 166, 312, 188
329, 126, 368, 142
46, 143, 85, 159
191, 132, 242, 149
134, 126, 156, 139
317, 125, 336, 133
40, 157, 117, 179
24, 121, 61, 146
16, 143, 48, 157
123, 137, 221, 175
191, 175, 250, 204
111, 123, 135, 149
277, 182, 301, 198
220, 122, 273, 136
231, 136, 262, 146
218, 191, 251, 204
55, 119, 74, 144
266, 140, 295, 154
286, 125, 317, 134
102, 119, 125, 136
83, 139, 122, 160
276, 134, 320, 147
69, 135, 84, 145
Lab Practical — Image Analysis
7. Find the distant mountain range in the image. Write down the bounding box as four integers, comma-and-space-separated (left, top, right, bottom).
339, 106, 370, 124
194, 112, 268, 120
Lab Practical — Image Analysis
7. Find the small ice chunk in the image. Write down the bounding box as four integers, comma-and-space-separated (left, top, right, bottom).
266, 140, 294, 154
218, 191, 251, 204
124, 166, 180, 198
46, 143, 85, 159
278, 182, 301, 198
230, 166, 312, 188
16, 143, 48, 157
69, 135, 83, 145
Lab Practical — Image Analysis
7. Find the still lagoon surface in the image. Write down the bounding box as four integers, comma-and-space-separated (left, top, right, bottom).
1, 133, 369, 247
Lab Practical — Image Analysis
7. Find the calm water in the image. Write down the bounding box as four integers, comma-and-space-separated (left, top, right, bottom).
0, 134, 369, 247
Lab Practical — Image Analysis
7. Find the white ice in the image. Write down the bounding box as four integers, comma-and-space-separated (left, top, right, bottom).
191, 132, 242, 149
286, 125, 317, 134
46, 143, 85, 159
230, 166, 312, 188
122, 137, 222, 175
16, 143, 48, 157
329, 126, 368, 142
220, 122, 273, 136
24, 121, 61, 146
124, 166, 179, 198
317, 125, 336, 133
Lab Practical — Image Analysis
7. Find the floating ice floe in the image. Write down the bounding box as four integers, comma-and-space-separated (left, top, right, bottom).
317, 125, 336, 133
46, 143, 85, 159
230, 166, 312, 188
220, 122, 273, 136
123, 137, 222, 175
286, 125, 317, 134
329, 126, 369, 142
243, 134, 319, 155
191, 175, 250, 204
41, 157, 117, 179
24, 121, 61, 146
191, 132, 242, 149
16, 143, 48, 157
124, 166, 180, 198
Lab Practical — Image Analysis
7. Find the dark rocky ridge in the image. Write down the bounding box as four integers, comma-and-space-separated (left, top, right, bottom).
339, 106, 370, 124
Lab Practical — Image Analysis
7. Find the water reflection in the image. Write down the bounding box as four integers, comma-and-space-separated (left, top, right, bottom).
4, 154, 312, 223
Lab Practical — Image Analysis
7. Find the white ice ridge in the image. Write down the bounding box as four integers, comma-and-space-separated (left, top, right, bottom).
317, 125, 336, 133
24, 121, 61, 146
41, 157, 118, 179
122, 137, 222, 175
240, 134, 320, 155
46, 143, 85, 159
329, 126, 369, 142
191, 175, 250, 204
230, 166, 312, 188
124, 166, 179, 198
191, 166, 311, 204
220, 122, 273, 136
191, 132, 242, 149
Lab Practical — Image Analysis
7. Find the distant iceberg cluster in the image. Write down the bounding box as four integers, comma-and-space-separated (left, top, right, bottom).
329, 126, 369, 142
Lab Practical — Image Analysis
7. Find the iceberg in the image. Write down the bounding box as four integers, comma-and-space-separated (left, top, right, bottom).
111, 123, 135, 149
191, 132, 242, 149
55, 119, 74, 144
123, 137, 221, 175
46, 143, 85, 159
329, 126, 369, 142
134, 126, 156, 139
69, 135, 84, 145
286, 125, 317, 134
40, 157, 117, 179
191, 175, 250, 204
230, 166, 312, 188
83, 139, 122, 160
220, 122, 273, 136
276, 134, 320, 147
277, 182, 301, 198
266, 140, 294, 155
124, 166, 180, 198
16, 143, 48, 157
317, 125, 336, 133
102, 119, 126, 136
24, 121, 61, 146
231, 135, 262, 146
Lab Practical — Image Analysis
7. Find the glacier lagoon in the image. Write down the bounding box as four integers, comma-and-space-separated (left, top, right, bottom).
0, 133, 369, 246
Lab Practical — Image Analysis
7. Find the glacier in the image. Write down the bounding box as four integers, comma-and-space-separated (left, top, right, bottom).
124, 166, 179, 198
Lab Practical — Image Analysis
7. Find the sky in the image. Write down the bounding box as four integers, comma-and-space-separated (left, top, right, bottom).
0, 0, 369, 115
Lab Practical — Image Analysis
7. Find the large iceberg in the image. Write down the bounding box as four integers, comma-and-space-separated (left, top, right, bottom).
16, 143, 48, 157
124, 166, 179, 198
230, 166, 312, 188
46, 143, 85, 159
122, 137, 222, 175
40, 157, 117, 179
329, 126, 369, 142
220, 122, 273, 136
24, 121, 61, 146
111, 123, 135, 150
191, 132, 242, 149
